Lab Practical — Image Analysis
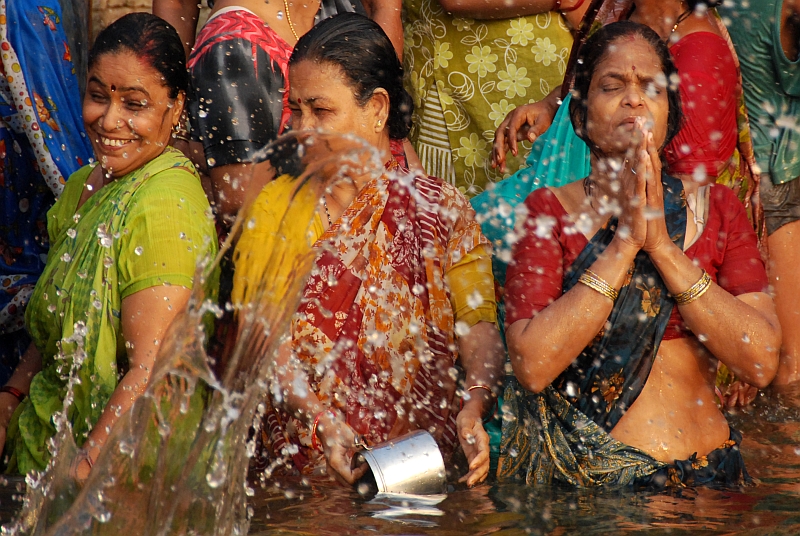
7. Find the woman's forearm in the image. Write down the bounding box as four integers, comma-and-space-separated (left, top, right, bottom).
456, 322, 504, 416
81, 366, 150, 461
4, 343, 42, 396
362, 0, 404, 59
0, 343, 43, 426
507, 240, 638, 392
152, 0, 200, 57
649, 243, 780, 387
438, 0, 557, 18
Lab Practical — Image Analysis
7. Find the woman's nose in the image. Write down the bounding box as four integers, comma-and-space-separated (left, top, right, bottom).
297, 113, 317, 131
622, 85, 645, 108
100, 102, 124, 131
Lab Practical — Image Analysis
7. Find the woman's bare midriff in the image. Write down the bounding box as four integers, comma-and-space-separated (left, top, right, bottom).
610, 336, 730, 463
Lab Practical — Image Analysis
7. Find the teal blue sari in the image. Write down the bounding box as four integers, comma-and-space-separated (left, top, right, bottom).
471, 94, 589, 289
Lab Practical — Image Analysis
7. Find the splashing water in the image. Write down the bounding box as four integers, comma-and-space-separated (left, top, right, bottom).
2, 132, 386, 535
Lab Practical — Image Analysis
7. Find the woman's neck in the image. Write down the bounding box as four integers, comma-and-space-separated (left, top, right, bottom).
630, 0, 685, 40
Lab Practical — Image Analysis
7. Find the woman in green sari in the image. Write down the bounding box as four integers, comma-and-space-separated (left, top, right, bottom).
0, 13, 218, 478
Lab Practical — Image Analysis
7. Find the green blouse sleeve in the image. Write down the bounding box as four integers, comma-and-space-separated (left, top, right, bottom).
117, 168, 217, 299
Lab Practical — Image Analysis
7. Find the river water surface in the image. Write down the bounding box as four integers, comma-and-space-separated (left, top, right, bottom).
1, 387, 800, 534
244, 387, 800, 535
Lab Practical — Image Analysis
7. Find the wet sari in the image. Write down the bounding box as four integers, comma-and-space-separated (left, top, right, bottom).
498, 174, 686, 485
498, 173, 752, 487
234, 161, 490, 473
5, 149, 218, 474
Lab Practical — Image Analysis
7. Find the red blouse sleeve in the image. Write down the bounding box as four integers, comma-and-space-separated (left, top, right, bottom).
710, 186, 768, 296
504, 188, 567, 328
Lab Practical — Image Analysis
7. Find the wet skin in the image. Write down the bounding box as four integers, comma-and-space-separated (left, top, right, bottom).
506, 36, 780, 463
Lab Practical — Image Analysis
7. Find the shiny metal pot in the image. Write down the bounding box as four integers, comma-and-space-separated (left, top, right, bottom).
353, 430, 447, 495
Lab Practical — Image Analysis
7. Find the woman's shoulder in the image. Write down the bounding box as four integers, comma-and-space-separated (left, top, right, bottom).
49, 164, 96, 230
131, 151, 208, 208
61, 163, 94, 200
413, 174, 468, 208
525, 184, 572, 218
707, 183, 752, 226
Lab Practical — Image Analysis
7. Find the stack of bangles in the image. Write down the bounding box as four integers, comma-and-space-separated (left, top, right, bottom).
460, 384, 499, 422
578, 269, 619, 302
673, 270, 712, 305
552, 0, 586, 12
310, 408, 338, 451
0, 385, 26, 403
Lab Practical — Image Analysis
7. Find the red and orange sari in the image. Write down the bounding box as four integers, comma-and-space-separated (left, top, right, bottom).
243, 160, 489, 473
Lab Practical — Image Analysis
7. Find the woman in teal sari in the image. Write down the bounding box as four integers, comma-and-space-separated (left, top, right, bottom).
499, 22, 779, 488
0, 14, 218, 478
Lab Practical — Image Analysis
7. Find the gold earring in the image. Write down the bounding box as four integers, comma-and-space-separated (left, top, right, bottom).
376, 119, 383, 128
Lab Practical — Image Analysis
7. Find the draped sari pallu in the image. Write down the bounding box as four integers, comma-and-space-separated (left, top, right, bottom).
272, 171, 488, 472
498, 173, 688, 487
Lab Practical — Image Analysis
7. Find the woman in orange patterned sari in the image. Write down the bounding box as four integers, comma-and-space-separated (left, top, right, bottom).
232, 13, 504, 487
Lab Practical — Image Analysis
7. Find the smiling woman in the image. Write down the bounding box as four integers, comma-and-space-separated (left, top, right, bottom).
84, 52, 183, 179
0, 13, 218, 478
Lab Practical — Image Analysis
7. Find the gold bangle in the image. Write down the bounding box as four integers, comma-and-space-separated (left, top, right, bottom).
462, 384, 498, 422
673, 270, 712, 305
578, 269, 619, 302
468, 384, 495, 397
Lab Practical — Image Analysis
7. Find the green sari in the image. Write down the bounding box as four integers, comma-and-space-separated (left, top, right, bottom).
6, 148, 218, 474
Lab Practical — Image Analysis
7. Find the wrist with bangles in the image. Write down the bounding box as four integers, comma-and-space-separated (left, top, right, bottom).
310, 408, 339, 451
672, 270, 712, 305
578, 269, 619, 303
0, 385, 26, 404
460, 384, 498, 422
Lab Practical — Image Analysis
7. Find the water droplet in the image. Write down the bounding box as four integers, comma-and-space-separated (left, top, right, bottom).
60, 252, 72, 262
67, 228, 77, 239
466, 290, 484, 310
454, 321, 470, 337
134, 246, 144, 256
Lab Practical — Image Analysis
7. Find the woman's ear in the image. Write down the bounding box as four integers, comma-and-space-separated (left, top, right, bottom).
172, 91, 186, 127
369, 88, 390, 133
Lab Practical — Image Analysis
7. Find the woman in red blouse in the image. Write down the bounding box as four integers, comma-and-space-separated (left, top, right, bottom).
498, 22, 779, 488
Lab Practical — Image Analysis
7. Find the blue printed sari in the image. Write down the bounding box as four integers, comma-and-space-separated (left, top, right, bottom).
0, 0, 91, 381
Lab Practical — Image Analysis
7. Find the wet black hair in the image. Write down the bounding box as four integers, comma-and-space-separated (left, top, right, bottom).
687, 0, 724, 8
289, 12, 413, 140
88, 12, 188, 99
569, 21, 682, 153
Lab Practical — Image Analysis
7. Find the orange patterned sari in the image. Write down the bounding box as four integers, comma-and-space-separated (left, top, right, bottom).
262, 166, 489, 473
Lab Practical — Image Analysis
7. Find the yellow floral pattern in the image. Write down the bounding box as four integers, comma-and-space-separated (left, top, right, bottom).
404, 0, 573, 195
